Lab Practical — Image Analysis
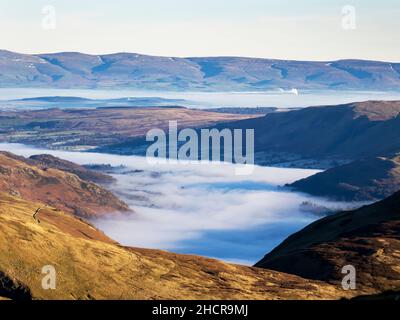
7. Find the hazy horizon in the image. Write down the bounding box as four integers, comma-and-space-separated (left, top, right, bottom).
2, 48, 400, 63
1, 0, 399, 62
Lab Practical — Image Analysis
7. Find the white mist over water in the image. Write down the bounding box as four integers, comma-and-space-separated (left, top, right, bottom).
0, 143, 363, 264
1, 88, 400, 108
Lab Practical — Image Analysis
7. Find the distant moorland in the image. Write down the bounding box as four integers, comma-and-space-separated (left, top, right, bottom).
1, 50, 400, 91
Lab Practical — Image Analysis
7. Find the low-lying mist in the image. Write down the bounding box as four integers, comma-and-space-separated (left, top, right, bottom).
1, 143, 363, 264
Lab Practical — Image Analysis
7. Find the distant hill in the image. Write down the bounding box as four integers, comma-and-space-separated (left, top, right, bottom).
214, 100, 400, 165
287, 156, 400, 201
91, 100, 400, 165
0, 106, 255, 151
2, 100, 399, 169
2, 96, 189, 109
1, 50, 400, 90
255, 190, 400, 292
203, 107, 280, 115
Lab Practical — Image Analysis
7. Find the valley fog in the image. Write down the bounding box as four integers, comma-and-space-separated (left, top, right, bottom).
2, 88, 400, 108
0, 143, 364, 264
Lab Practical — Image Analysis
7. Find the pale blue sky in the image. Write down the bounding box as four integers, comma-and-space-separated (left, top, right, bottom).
0, 0, 399, 61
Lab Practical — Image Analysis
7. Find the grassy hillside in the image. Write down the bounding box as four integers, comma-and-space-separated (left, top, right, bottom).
0, 193, 352, 300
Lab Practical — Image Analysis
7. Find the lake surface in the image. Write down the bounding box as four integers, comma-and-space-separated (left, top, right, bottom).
1, 88, 400, 108
0, 143, 362, 265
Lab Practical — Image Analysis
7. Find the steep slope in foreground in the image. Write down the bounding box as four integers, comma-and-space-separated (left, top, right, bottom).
255, 190, 400, 292
217, 100, 400, 165
288, 156, 400, 201
0, 152, 129, 218
0, 193, 352, 300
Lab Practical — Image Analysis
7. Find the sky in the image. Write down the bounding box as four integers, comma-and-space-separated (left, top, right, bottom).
0, 0, 399, 61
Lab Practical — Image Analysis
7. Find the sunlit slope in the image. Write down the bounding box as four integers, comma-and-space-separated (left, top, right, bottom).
0, 152, 129, 218
0, 193, 352, 300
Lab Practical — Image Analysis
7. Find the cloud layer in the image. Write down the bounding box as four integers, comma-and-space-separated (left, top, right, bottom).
1, 143, 362, 264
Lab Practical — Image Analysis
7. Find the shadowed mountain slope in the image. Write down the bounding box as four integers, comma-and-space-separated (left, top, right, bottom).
288, 156, 400, 201
255, 190, 400, 292
214, 100, 400, 164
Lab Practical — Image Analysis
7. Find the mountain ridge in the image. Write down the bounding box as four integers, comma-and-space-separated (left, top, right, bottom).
1, 49, 400, 91
3, 49, 399, 65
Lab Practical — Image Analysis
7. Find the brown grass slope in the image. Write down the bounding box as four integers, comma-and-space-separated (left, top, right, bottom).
288, 156, 400, 201
0, 152, 129, 218
255, 190, 400, 293
0, 193, 353, 300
